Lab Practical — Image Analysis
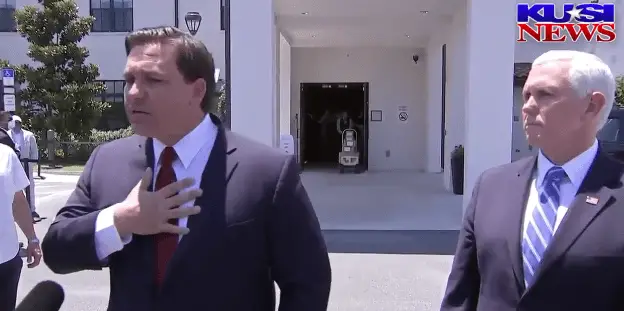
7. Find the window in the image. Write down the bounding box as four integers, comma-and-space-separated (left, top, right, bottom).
95, 80, 129, 130
220, 0, 225, 31
0, 0, 16, 32
90, 0, 133, 33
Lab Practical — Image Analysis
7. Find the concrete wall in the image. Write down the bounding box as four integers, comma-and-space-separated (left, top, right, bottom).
291, 47, 427, 171
0, 0, 226, 80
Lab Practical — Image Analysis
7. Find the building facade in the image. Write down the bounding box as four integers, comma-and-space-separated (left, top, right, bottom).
0, 0, 622, 208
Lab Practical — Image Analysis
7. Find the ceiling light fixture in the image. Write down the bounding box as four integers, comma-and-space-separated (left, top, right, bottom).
301, 12, 309, 15
420, 10, 429, 14
405, 35, 410, 38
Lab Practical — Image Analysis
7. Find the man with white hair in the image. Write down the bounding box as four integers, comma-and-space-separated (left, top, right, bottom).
8, 115, 39, 222
440, 50, 624, 311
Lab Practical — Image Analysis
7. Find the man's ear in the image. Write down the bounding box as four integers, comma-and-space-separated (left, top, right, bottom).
586, 92, 606, 119
191, 78, 207, 106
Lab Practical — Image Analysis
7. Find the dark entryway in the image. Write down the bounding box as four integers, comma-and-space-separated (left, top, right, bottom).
299, 82, 369, 171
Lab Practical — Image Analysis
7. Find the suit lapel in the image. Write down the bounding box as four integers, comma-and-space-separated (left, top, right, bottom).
505, 156, 536, 292
164, 115, 239, 283
527, 150, 620, 288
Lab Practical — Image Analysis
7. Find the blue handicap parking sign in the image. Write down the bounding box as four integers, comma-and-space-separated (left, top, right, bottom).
2, 68, 14, 77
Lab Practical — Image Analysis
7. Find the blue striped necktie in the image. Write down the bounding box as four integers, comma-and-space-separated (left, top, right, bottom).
522, 166, 567, 286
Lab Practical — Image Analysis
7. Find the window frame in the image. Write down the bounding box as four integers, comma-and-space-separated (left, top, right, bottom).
0, 0, 17, 33
89, 0, 134, 33
220, 0, 225, 31
95, 80, 128, 130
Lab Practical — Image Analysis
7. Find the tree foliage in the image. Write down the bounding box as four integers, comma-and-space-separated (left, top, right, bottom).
615, 76, 624, 108
0, 0, 107, 140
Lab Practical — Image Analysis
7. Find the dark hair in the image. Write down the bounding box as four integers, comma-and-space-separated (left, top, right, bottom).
125, 26, 216, 113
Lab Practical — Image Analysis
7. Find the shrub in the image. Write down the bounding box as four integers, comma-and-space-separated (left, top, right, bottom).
89, 127, 134, 144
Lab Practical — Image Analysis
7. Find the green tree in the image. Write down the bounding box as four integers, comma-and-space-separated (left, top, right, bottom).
615, 76, 624, 108
0, 0, 106, 140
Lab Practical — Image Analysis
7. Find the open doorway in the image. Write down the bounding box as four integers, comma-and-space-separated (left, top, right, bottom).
299, 82, 369, 171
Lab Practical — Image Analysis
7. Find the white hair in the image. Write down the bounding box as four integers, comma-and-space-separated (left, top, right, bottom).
532, 50, 615, 129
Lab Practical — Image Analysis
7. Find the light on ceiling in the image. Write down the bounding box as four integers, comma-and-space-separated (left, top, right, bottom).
420, 10, 429, 14
405, 35, 410, 38
301, 12, 309, 15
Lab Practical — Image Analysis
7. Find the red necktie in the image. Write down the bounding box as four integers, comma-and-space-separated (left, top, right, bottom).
154, 147, 179, 286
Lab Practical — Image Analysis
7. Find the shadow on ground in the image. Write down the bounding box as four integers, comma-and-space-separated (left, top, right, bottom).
323, 230, 459, 255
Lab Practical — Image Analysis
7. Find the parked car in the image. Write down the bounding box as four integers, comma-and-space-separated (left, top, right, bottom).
598, 108, 624, 161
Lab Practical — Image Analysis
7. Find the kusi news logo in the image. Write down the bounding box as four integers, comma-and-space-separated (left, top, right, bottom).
517, 3, 616, 43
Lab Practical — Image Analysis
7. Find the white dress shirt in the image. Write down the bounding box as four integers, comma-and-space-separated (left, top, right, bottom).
522, 139, 598, 236
94, 115, 218, 260
10, 130, 24, 153
0, 144, 30, 264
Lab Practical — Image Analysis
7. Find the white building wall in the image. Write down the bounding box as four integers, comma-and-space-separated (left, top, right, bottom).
0, 0, 225, 81
440, 8, 467, 190
290, 47, 427, 171
228, 0, 277, 147
424, 32, 445, 174
279, 33, 292, 136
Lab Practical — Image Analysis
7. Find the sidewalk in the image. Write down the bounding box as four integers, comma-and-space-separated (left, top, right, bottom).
35, 173, 80, 183
36, 165, 84, 176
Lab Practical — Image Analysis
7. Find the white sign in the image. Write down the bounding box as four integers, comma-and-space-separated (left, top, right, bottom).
3, 94, 16, 111
214, 68, 220, 83
280, 133, 294, 155
397, 105, 409, 123
2, 68, 14, 86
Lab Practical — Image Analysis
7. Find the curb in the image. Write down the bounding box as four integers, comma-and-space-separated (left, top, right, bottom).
38, 170, 83, 176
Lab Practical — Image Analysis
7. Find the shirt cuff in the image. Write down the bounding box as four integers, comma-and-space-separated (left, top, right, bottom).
94, 206, 132, 261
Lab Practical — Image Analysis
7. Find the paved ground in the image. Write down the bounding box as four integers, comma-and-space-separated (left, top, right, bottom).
15, 175, 457, 310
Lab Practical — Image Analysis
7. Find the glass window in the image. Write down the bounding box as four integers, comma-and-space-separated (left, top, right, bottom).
91, 0, 132, 32
597, 118, 621, 142
0, 0, 16, 32
0, 0, 16, 8
95, 80, 129, 130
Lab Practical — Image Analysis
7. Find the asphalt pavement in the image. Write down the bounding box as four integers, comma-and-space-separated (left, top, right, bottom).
15, 174, 457, 311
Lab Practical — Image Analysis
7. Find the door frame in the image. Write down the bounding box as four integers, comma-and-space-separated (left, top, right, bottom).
440, 44, 447, 170
298, 82, 370, 170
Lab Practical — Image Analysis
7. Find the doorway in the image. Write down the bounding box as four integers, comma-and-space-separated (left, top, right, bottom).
299, 82, 369, 171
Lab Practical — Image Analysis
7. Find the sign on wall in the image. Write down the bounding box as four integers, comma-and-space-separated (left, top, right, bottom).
397, 105, 409, 124
280, 133, 294, 155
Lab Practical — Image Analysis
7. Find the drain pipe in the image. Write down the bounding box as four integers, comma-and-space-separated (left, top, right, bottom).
174, 0, 179, 27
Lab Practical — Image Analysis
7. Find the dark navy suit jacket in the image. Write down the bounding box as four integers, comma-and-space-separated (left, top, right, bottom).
42, 116, 331, 311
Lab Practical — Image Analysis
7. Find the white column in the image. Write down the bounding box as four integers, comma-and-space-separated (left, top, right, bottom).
230, 0, 278, 147
279, 33, 292, 136
425, 43, 443, 173
463, 0, 515, 209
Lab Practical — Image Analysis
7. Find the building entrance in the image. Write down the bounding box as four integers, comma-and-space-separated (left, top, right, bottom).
299, 82, 369, 171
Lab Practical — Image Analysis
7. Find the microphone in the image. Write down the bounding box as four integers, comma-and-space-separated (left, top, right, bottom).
15, 280, 64, 311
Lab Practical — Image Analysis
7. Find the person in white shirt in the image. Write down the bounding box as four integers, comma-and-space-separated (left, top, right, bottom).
8, 115, 40, 221
0, 143, 42, 311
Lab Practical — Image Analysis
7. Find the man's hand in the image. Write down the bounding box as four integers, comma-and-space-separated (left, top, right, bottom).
113, 168, 202, 236
26, 240, 42, 268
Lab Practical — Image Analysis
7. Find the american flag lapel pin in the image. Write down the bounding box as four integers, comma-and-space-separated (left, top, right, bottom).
585, 196, 599, 205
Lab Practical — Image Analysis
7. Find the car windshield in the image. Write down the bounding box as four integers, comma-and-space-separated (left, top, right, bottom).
597, 117, 621, 142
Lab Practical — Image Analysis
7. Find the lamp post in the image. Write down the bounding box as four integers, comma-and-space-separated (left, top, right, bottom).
184, 12, 202, 36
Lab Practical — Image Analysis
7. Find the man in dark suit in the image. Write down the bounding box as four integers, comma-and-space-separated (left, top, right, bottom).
440, 50, 624, 311
42, 26, 331, 311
